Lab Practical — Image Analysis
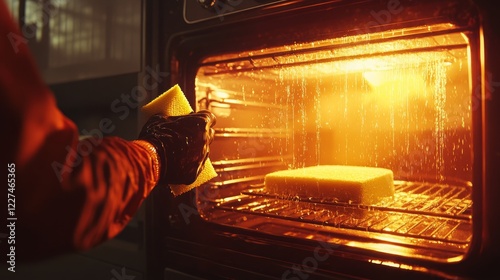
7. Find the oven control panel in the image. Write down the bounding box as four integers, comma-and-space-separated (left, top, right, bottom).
184, 0, 286, 23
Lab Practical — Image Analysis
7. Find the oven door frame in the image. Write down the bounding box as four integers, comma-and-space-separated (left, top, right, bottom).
143, 0, 500, 279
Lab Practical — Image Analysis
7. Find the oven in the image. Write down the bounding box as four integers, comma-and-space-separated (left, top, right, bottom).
142, 0, 500, 279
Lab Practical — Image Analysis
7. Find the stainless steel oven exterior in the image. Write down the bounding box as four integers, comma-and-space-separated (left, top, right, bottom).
142, 0, 500, 279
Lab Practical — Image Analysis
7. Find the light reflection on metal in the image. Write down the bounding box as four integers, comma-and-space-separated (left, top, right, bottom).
194, 22, 474, 262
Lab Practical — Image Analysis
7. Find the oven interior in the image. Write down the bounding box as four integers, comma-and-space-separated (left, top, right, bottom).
193, 22, 474, 262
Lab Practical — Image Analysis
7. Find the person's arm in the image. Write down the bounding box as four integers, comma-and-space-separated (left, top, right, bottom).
0, 2, 159, 261
1, 1, 214, 262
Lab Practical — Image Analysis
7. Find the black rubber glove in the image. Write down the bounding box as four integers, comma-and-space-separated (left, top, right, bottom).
138, 110, 216, 185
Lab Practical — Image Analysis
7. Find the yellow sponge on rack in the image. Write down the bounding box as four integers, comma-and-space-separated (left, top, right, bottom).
141, 84, 217, 196
265, 165, 394, 205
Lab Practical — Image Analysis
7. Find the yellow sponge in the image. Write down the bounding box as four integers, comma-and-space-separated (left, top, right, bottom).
265, 165, 394, 205
141, 84, 217, 196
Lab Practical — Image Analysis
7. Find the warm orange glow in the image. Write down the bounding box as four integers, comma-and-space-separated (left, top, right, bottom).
347, 240, 413, 257
369, 259, 416, 271
195, 22, 474, 262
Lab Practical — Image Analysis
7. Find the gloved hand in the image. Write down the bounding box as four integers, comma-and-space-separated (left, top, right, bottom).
138, 110, 216, 185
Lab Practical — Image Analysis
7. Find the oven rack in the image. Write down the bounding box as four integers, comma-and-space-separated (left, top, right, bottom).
199, 25, 470, 77
210, 180, 472, 251
242, 180, 472, 220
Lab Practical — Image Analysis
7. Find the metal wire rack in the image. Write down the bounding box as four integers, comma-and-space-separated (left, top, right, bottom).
209, 180, 472, 253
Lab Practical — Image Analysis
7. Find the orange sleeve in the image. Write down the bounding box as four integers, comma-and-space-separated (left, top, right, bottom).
0, 2, 158, 262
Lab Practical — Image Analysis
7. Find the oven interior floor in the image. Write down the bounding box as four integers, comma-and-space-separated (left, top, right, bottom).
205, 180, 472, 260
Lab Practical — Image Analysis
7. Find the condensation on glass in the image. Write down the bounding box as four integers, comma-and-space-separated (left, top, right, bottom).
194, 23, 473, 261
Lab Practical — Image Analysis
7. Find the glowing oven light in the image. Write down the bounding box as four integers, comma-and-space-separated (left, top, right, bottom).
368, 259, 416, 271
210, 90, 230, 99
205, 89, 232, 117
346, 240, 413, 257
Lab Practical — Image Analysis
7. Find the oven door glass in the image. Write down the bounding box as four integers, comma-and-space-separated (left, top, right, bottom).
194, 23, 473, 261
